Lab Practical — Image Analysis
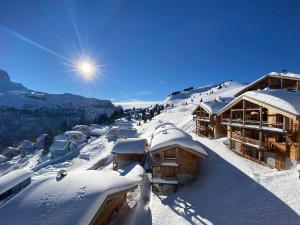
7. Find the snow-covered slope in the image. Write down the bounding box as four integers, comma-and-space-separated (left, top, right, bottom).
164, 81, 246, 106
0, 69, 118, 148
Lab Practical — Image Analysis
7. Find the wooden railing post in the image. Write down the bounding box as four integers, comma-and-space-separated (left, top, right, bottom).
242, 100, 245, 125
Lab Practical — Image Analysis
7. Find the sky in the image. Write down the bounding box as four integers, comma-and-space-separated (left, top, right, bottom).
0, 0, 300, 102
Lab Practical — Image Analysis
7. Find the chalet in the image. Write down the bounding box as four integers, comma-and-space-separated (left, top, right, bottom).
0, 170, 137, 225
234, 71, 300, 97
150, 122, 208, 191
112, 138, 147, 170
219, 89, 300, 169
117, 128, 138, 139
50, 139, 77, 159
192, 97, 233, 139
0, 168, 33, 205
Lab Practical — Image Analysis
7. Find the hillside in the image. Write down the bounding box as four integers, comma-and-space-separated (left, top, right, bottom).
164, 81, 246, 106
0, 69, 119, 148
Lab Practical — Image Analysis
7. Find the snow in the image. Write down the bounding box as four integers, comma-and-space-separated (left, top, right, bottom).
269, 71, 300, 79
150, 122, 208, 157
119, 163, 145, 182
114, 101, 161, 109
161, 162, 178, 167
235, 71, 300, 96
112, 138, 146, 155
220, 89, 300, 116
164, 81, 246, 106
2, 78, 300, 225
151, 177, 178, 184
199, 97, 234, 115
0, 171, 137, 225
244, 89, 300, 116
122, 81, 300, 225
0, 168, 33, 195
117, 128, 138, 138
0, 155, 7, 163
49, 140, 75, 151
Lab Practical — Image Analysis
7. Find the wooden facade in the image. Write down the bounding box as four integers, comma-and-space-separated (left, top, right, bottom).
113, 154, 144, 170
220, 98, 300, 170
151, 145, 202, 191
235, 73, 300, 97
192, 105, 226, 139
90, 187, 136, 225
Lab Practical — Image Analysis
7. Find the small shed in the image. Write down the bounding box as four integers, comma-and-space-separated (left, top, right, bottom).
117, 128, 138, 139
50, 140, 77, 159
0, 171, 137, 225
150, 122, 208, 192
112, 138, 147, 170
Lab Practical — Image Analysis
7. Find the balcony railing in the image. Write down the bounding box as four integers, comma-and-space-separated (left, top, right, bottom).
231, 133, 265, 147
193, 116, 211, 122
152, 157, 177, 167
222, 118, 298, 132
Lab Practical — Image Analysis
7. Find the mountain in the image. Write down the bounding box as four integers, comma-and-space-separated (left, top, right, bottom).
164, 81, 247, 106
0, 69, 119, 148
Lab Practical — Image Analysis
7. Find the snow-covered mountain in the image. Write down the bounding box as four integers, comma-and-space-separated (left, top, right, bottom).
0, 69, 119, 148
164, 81, 246, 106
0, 69, 114, 112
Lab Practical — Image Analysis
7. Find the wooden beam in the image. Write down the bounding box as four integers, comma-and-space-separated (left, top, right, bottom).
242, 100, 245, 125
259, 106, 262, 127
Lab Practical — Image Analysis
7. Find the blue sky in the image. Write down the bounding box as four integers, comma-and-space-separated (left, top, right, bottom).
0, 0, 300, 102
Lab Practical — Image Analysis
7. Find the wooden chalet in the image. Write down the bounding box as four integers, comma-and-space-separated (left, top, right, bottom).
0, 170, 137, 225
219, 89, 300, 170
150, 122, 207, 191
234, 71, 300, 97
192, 97, 232, 139
111, 138, 147, 170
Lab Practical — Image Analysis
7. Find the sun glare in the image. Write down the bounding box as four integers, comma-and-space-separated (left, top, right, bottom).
76, 60, 97, 81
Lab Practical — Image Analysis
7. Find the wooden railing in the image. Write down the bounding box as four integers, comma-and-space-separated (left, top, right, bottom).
222, 118, 298, 132
152, 157, 177, 167
193, 116, 211, 121
231, 133, 262, 147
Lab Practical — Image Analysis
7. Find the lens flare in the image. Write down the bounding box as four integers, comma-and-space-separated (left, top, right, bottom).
74, 59, 102, 81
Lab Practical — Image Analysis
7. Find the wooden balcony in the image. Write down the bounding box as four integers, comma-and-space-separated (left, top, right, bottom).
231, 133, 266, 148
195, 124, 209, 130
193, 116, 211, 122
152, 157, 177, 167
222, 118, 298, 133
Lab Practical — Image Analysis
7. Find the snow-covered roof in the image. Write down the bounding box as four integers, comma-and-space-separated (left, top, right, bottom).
155, 122, 175, 130
50, 140, 76, 151
0, 155, 7, 163
220, 89, 300, 117
150, 123, 208, 157
112, 138, 146, 155
0, 171, 137, 225
18, 140, 34, 149
198, 97, 234, 115
117, 128, 138, 138
235, 71, 300, 97
269, 71, 300, 80
0, 168, 33, 195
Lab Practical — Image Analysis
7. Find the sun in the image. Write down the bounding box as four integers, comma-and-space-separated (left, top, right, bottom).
76, 60, 97, 81
80, 62, 93, 74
